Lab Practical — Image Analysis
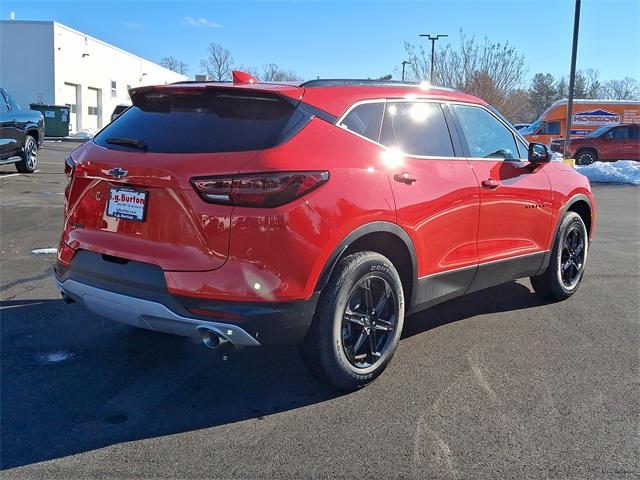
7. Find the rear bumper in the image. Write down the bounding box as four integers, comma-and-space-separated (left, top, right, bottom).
56, 278, 260, 346
54, 250, 319, 345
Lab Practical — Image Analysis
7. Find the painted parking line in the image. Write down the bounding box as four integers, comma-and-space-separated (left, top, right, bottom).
0, 173, 20, 179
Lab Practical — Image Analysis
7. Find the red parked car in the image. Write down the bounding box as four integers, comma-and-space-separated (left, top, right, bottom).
551, 123, 640, 165
56, 74, 595, 390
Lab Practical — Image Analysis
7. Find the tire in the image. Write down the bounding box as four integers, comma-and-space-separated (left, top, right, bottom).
575, 149, 597, 165
302, 251, 405, 391
531, 211, 588, 301
16, 135, 38, 173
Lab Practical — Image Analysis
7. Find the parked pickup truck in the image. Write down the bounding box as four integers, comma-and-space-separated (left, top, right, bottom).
0, 88, 44, 173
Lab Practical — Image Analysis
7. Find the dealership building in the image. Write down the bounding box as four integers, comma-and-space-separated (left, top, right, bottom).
0, 20, 187, 133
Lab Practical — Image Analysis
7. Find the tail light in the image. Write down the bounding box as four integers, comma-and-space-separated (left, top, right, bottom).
64, 154, 77, 203
64, 154, 76, 182
191, 171, 329, 208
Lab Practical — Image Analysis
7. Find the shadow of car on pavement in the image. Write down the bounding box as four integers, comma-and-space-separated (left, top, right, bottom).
0, 280, 544, 470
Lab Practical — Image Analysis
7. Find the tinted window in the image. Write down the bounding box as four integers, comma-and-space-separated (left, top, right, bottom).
452, 104, 519, 160
95, 90, 299, 153
4, 92, 19, 110
540, 121, 560, 135
630, 126, 640, 140
0, 92, 8, 113
516, 139, 529, 159
587, 126, 611, 138
610, 126, 630, 139
339, 102, 384, 141
380, 102, 454, 157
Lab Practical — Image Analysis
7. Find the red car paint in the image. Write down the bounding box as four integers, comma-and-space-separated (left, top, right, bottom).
59, 81, 595, 308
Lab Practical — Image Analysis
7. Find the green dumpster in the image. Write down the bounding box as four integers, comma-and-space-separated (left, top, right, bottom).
29, 104, 70, 137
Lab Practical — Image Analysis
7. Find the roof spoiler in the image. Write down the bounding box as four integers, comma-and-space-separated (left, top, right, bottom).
232, 70, 259, 85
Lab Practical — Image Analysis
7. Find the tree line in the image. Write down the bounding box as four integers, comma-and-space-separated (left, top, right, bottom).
403, 32, 639, 123
159, 43, 301, 83
160, 33, 639, 123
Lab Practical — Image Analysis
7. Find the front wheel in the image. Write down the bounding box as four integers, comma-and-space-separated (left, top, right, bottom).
302, 251, 405, 391
16, 135, 38, 173
531, 211, 588, 301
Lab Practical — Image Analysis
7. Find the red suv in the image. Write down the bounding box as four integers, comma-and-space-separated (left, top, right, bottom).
551, 123, 640, 165
56, 74, 595, 390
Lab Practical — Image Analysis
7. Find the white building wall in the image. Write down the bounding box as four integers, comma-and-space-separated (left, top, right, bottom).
0, 21, 55, 109
0, 20, 187, 133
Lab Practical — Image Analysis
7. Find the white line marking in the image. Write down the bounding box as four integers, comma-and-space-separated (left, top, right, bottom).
31, 248, 58, 255
0, 173, 19, 179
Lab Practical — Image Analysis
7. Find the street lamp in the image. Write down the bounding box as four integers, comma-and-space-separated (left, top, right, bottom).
401, 60, 411, 82
419, 34, 447, 84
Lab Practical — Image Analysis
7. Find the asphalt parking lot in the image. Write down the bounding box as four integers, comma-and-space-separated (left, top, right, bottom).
1, 142, 639, 479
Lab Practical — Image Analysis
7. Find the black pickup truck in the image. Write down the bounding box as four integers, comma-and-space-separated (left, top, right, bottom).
0, 88, 44, 173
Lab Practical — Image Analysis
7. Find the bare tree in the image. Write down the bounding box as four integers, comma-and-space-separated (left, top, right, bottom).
404, 31, 527, 120
200, 43, 234, 81
259, 63, 302, 82
600, 77, 640, 100
159, 56, 188, 75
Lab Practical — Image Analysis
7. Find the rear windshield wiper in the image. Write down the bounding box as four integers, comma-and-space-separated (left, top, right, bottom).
105, 137, 148, 151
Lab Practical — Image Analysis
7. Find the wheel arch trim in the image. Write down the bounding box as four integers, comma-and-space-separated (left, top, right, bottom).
314, 221, 418, 298
537, 193, 594, 275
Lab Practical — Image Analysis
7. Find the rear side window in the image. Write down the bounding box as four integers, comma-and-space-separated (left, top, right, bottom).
0, 92, 8, 113
339, 102, 384, 142
452, 104, 519, 160
610, 126, 630, 139
95, 90, 299, 153
380, 102, 455, 157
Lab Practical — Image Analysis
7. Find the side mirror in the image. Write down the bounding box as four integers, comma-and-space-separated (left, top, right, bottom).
528, 142, 551, 163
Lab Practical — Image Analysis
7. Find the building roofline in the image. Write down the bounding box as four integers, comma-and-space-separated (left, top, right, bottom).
0, 19, 186, 79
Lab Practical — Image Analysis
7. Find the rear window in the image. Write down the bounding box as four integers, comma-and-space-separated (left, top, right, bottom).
95, 90, 300, 153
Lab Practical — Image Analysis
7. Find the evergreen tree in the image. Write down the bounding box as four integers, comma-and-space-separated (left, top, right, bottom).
528, 73, 557, 118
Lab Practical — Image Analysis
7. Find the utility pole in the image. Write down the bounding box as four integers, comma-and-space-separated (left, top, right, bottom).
401, 61, 411, 82
419, 34, 447, 83
564, 0, 581, 157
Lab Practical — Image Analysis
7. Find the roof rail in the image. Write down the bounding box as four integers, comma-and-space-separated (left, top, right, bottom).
300, 79, 421, 88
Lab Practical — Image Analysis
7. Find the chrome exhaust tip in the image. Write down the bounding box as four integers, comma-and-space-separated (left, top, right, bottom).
197, 327, 228, 349
60, 291, 75, 304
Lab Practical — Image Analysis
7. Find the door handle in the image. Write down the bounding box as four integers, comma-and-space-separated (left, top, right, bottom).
393, 172, 417, 185
481, 178, 499, 189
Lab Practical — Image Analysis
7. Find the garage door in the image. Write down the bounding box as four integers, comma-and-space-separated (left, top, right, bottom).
86, 87, 100, 131
63, 83, 78, 133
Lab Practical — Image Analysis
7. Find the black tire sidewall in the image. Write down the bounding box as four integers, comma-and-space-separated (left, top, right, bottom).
17, 136, 37, 173
318, 253, 405, 387
552, 212, 588, 296
576, 150, 595, 165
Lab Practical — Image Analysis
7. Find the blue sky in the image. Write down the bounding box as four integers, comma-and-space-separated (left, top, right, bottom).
2, 0, 638, 82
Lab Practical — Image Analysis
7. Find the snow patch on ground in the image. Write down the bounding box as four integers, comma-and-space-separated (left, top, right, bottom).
69, 128, 97, 139
38, 351, 75, 364
31, 248, 57, 255
576, 160, 640, 186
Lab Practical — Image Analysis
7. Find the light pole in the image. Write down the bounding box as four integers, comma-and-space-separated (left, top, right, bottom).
419, 34, 447, 83
564, 0, 581, 158
401, 60, 411, 82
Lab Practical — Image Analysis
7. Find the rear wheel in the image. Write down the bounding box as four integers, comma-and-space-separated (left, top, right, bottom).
302, 251, 405, 391
575, 149, 597, 165
531, 211, 588, 301
16, 135, 38, 173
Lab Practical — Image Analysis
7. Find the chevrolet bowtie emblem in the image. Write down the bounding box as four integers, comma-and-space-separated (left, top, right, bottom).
108, 167, 128, 179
